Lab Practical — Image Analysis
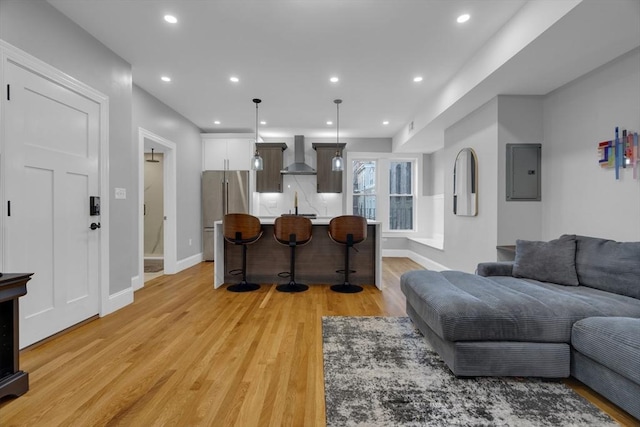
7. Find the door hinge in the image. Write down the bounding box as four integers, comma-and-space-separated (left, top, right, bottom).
6, 84, 10, 101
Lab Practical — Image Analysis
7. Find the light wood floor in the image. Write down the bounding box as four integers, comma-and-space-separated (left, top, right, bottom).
1, 258, 637, 426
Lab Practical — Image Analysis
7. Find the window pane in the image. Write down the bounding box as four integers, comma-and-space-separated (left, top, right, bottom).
389, 161, 412, 194
389, 196, 413, 230
353, 160, 376, 219
353, 160, 376, 195
353, 195, 376, 220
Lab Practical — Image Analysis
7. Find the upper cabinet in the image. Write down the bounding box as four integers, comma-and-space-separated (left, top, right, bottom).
313, 143, 345, 193
202, 134, 254, 170
256, 143, 287, 193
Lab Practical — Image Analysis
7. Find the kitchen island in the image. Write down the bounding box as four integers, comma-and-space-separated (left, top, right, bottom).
214, 217, 382, 290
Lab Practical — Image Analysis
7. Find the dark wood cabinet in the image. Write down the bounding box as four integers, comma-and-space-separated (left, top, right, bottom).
256, 143, 287, 193
313, 143, 345, 193
0, 273, 33, 400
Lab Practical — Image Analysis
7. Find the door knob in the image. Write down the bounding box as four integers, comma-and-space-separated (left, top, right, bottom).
90, 222, 101, 230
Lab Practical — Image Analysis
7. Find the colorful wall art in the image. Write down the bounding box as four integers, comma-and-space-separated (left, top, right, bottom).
598, 127, 639, 180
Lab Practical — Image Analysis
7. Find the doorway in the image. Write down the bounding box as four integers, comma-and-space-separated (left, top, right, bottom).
136, 128, 177, 290
144, 147, 165, 281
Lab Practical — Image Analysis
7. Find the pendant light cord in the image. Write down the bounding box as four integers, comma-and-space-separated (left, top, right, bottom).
335, 99, 342, 155
253, 98, 261, 154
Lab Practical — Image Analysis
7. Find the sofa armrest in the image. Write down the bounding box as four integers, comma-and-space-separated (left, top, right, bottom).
476, 261, 514, 277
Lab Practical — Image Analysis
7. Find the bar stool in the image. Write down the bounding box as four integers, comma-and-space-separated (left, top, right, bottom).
223, 213, 262, 292
328, 215, 368, 293
274, 215, 313, 293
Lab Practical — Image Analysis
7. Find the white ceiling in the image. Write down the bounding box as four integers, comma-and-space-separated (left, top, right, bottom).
46, 0, 529, 139
46, 0, 640, 150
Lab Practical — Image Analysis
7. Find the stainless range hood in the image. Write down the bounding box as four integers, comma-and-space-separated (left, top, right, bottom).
280, 135, 316, 175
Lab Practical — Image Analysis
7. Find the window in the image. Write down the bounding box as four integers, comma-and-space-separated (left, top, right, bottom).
352, 160, 376, 220
389, 161, 413, 230
348, 155, 418, 233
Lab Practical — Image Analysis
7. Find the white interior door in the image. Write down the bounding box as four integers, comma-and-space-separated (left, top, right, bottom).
4, 60, 101, 348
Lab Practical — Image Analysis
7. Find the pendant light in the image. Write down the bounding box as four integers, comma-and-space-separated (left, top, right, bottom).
332, 99, 344, 172
251, 98, 264, 171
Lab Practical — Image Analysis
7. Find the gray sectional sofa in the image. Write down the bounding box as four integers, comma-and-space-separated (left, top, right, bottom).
400, 234, 640, 420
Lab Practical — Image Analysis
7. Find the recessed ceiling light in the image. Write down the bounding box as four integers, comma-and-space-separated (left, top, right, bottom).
164, 15, 178, 24
383, 121, 389, 125
161, 76, 171, 82
326, 121, 333, 125
213, 120, 221, 125
260, 121, 266, 125
413, 76, 423, 83
457, 14, 470, 24
330, 76, 339, 83
229, 76, 239, 83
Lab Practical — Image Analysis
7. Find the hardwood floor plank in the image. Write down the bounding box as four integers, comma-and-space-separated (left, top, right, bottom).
0, 259, 636, 426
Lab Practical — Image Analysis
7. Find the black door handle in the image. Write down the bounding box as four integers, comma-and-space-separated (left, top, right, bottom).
90, 222, 101, 230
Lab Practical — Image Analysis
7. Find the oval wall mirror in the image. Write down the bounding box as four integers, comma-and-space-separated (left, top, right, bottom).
453, 148, 478, 216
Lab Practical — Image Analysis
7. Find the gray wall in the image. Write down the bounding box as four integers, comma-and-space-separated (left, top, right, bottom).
0, 0, 134, 294
133, 85, 203, 262
422, 149, 445, 196
542, 48, 640, 241
497, 95, 544, 245
413, 48, 640, 272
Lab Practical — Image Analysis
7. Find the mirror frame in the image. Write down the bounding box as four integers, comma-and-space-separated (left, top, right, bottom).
453, 148, 478, 216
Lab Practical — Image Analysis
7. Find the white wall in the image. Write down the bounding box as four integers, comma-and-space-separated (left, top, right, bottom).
422, 149, 445, 239
542, 48, 640, 241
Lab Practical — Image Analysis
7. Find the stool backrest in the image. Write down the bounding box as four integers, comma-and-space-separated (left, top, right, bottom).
274, 216, 313, 245
328, 215, 367, 244
223, 213, 262, 244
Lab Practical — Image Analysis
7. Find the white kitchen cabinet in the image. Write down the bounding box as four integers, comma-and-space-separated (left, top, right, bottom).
202, 133, 254, 170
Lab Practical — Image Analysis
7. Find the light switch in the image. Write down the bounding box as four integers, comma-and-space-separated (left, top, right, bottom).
115, 188, 127, 199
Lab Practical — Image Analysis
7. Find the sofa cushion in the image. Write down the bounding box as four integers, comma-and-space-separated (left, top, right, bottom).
513, 235, 579, 286
575, 236, 640, 299
400, 270, 640, 343
572, 317, 640, 385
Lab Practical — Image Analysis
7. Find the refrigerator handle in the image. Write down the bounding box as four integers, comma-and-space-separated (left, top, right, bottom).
222, 179, 227, 216
225, 180, 229, 215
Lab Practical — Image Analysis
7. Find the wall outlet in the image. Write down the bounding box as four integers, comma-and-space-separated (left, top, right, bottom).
189, 238, 192, 246
114, 187, 126, 199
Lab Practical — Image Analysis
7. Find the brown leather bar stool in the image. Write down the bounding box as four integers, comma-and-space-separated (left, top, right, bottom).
223, 213, 263, 292
328, 215, 368, 293
273, 216, 313, 293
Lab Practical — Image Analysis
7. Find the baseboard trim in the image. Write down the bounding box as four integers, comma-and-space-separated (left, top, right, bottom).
177, 252, 203, 272
101, 286, 133, 316
131, 274, 142, 291
383, 249, 449, 272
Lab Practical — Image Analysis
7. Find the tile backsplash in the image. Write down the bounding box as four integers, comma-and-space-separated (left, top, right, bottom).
254, 174, 343, 217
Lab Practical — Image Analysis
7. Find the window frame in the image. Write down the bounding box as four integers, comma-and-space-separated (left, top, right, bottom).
346, 152, 420, 235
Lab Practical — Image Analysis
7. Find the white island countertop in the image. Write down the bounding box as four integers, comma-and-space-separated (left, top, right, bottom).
251, 216, 381, 226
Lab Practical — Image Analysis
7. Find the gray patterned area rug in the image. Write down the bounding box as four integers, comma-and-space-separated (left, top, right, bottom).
322, 316, 616, 427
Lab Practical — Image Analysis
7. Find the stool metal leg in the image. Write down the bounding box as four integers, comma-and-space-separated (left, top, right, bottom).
331, 233, 363, 293
227, 244, 260, 292
277, 233, 309, 293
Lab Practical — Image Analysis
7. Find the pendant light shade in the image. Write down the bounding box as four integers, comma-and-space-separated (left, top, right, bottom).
251, 98, 263, 171
332, 99, 344, 172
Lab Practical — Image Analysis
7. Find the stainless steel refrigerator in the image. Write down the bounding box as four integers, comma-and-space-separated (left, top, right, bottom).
202, 170, 249, 261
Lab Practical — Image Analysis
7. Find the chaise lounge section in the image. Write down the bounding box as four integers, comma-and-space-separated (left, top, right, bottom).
401, 234, 640, 419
